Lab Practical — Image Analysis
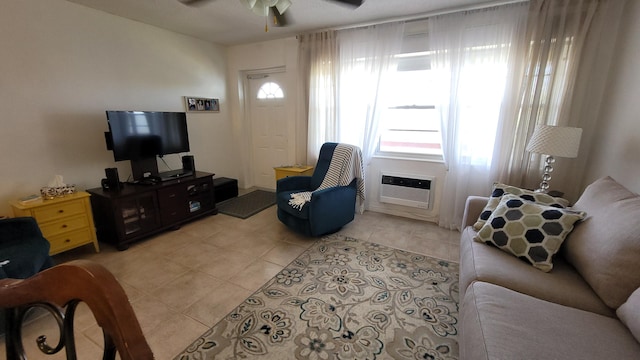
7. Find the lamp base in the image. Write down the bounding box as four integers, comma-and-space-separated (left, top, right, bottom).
535, 155, 555, 193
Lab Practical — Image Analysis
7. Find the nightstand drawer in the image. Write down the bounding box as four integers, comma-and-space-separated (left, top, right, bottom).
39, 214, 89, 237
48, 228, 93, 255
33, 201, 85, 222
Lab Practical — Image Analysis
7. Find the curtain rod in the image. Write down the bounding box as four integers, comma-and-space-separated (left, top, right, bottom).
304, 0, 528, 35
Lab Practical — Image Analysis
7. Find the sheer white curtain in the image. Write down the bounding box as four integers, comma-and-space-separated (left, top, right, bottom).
430, 3, 529, 230
298, 31, 338, 165
495, 0, 627, 200
301, 23, 404, 165
335, 22, 405, 164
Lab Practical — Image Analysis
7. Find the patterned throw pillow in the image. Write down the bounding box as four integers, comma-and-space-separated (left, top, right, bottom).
474, 194, 585, 272
473, 183, 570, 231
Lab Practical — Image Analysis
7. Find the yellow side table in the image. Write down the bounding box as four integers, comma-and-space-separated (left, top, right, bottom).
274, 165, 314, 181
10, 191, 100, 255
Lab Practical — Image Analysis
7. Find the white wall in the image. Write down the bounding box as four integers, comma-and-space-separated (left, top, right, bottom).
583, 0, 640, 194
0, 0, 235, 216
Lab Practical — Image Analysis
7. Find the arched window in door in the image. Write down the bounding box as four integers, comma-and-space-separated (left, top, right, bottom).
257, 82, 284, 99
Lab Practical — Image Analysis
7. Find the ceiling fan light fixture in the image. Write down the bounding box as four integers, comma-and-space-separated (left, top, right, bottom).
251, 4, 269, 16
239, 0, 258, 10
275, 0, 291, 14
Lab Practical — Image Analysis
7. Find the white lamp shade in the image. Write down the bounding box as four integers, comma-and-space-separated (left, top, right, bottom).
261, 0, 280, 6
275, 0, 291, 14
239, 0, 258, 9
252, 4, 269, 16
239, 0, 290, 17
526, 125, 583, 158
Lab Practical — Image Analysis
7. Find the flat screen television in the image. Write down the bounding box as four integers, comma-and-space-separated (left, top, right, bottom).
106, 110, 190, 161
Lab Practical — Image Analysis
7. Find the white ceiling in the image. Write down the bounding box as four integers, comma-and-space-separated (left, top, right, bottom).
65, 0, 504, 45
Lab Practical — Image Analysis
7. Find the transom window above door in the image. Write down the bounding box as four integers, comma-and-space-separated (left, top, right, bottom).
257, 82, 284, 99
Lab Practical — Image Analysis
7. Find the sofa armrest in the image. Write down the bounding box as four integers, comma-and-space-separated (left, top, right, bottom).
277, 176, 312, 192
462, 196, 489, 229
310, 181, 357, 211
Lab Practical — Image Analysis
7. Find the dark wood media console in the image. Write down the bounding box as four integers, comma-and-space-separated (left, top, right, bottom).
87, 171, 217, 250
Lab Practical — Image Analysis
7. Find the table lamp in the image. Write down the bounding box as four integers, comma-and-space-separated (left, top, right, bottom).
526, 125, 582, 193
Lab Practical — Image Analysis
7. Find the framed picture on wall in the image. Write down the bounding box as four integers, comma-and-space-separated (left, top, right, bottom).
184, 96, 220, 112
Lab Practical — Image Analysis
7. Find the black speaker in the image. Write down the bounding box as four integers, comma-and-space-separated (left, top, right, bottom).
182, 155, 195, 172
102, 167, 121, 191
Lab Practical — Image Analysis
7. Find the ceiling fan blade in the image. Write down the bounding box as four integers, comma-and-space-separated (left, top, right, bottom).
271, 6, 290, 27
178, 0, 215, 6
329, 0, 364, 8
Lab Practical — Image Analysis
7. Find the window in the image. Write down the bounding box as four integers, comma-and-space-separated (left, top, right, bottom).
257, 82, 284, 99
377, 51, 442, 158
133, 112, 150, 135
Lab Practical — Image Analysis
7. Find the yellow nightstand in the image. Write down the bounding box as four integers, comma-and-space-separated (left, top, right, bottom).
10, 191, 100, 255
274, 165, 314, 181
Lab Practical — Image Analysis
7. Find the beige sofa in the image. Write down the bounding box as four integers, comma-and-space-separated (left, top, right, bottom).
458, 176, 640, 359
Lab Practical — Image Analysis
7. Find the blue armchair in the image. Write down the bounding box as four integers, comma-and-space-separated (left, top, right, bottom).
276, 143, 362, 237
0, 217, 54, 279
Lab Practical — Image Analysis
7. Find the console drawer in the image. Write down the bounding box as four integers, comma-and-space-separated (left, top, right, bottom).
157, 187, 189, 226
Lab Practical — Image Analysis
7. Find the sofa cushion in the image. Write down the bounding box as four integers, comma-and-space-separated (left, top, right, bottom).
460, 282, 640, 360
460, 227, 613, 316
473, 183, 569, 230
474, 194, 585, 272
618, 287, 640, 343
563, 176, 640, 309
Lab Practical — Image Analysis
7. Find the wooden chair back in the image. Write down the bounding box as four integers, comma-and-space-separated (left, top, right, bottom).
0, 260, 154, 359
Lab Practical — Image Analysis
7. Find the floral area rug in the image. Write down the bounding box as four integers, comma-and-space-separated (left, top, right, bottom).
175, 234, 460, 360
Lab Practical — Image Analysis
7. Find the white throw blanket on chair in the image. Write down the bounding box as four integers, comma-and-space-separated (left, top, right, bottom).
289, 144, 366, 213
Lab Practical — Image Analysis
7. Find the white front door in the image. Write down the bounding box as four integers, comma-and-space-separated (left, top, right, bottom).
247, 71, 289, 189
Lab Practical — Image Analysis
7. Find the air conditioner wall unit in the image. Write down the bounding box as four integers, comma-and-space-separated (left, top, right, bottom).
379, 172, 434, 209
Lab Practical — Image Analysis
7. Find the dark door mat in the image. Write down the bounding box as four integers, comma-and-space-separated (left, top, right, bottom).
216, 190, 276, 219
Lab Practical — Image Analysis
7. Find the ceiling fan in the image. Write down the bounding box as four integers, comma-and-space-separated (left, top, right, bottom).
179, 0, 364, 30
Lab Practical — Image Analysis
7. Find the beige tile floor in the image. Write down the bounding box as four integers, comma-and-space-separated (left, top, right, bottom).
0, 195, 459, 360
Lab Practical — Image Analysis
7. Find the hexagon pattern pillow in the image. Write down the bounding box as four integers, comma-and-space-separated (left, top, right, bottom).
474, 194, 585, 272
473, 183, 570, 231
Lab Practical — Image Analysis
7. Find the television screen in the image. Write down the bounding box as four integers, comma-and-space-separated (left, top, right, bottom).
106, 111, 190, 161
